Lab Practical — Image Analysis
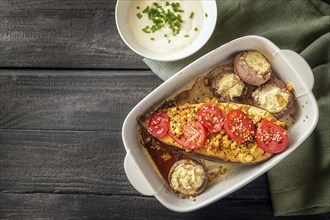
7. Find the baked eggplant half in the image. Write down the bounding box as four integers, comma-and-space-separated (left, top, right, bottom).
140, 100, 289, 164
251, 78, 294, 119
234, 51, 272, 86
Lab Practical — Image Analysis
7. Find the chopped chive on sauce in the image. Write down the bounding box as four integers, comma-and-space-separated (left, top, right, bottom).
142, 27, 151, 33
171, 2, 180, 12
137, 12, 142, 19
142, 6, 150, 14
138, 2, 185, 36
189, 12, 194, 19
136, 2, 204, 42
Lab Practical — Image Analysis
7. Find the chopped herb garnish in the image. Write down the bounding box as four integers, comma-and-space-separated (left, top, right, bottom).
205, 12, 208, 17
142, 27, 151, 33
150, 37, 155, 41
139, 2, 184, 36
189, 12, 195, 19
168, 39, 171, 43
137, 13, 142, 19
166, 1, 170, 6
164, 34, 168, 37
171, 2, 180, 12
194, 27, 198, 32
184, 34, 189, 38
142, 6, 150, 14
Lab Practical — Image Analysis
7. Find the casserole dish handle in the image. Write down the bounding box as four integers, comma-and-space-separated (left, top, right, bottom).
124, 153, 155, 196
280, 50, 314, 91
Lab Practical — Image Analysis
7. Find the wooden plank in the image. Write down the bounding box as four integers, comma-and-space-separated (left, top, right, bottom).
0, 129, 270, 200
0, 194, 272, 219
0, 69, 162, 130
0, 0, 147, 68
1, 193, 328, 220
0, 130, 134, 195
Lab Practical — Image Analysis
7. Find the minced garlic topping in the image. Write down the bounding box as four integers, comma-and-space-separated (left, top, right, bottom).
252, 85, 290, 113
215, 74, 245, 98
244, 51, 271, 75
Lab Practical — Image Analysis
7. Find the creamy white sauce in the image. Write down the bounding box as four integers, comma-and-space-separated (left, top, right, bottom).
128, 0, 204, 54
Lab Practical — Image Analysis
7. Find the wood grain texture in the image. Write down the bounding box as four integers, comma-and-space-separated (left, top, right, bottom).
1, 194, 328, 220
0, 130, 131, 195
0, 69, 162, 130
0, 0, 147, 68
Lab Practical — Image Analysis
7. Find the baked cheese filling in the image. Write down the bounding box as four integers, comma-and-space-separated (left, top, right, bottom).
244, 51, 271, 76
252, 85, 290, 113
214, 74, 245, 99
169, 160, 206, 195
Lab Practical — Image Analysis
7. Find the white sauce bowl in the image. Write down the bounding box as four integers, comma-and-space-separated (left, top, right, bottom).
115, 0, 217, 61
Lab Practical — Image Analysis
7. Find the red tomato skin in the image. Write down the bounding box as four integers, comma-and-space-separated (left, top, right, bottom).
196, 103, 224, 133
223, 109, 255, 143
169, 122, 206, 150
147, 112, 170, 138
256, 119, 289, 154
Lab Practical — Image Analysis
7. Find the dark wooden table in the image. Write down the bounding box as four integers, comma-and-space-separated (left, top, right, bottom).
0, 1, 328, 219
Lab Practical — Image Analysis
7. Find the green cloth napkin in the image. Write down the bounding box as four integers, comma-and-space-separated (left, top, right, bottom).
143, 0, 330, 216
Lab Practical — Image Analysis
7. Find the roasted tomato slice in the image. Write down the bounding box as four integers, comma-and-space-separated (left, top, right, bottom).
256, 119, 288, 154
169, 122, 207, 150
224, 109, 255, 143
196, 103, 224, 133
148, 112, 170, 138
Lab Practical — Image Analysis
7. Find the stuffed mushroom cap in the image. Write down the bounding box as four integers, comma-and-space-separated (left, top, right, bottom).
251, 78, 294, 119
168, 159, 208, 198
234, 51, 272, 86
211, 70, 247, 102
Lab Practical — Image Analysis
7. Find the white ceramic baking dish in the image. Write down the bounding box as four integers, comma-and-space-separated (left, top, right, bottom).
122, 35, 319, 212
